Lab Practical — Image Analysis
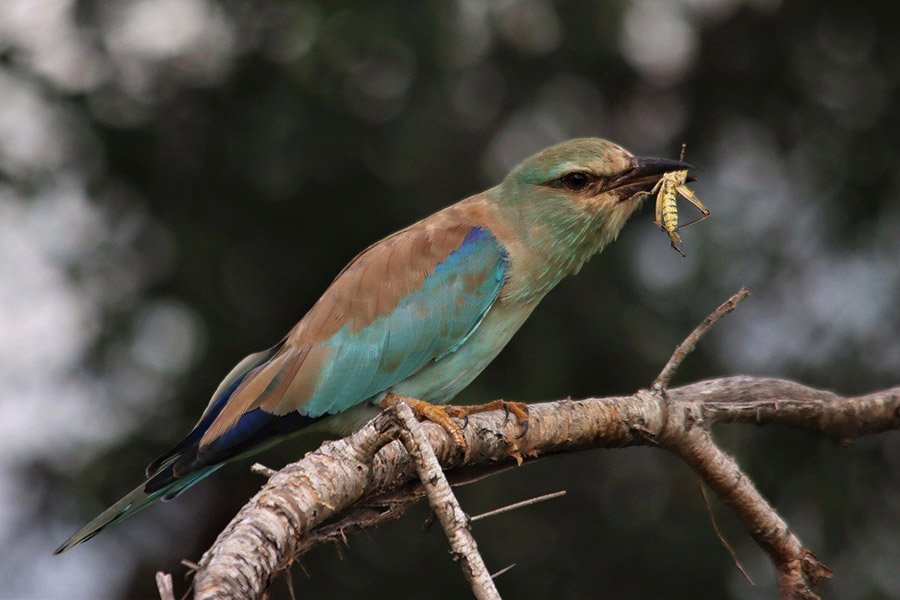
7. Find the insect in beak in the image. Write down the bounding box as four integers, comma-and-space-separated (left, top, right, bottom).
648, 145, 710, 256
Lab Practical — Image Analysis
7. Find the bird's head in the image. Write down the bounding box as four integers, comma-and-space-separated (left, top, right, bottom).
493, 137, 693, 292
502, 136, 692, 220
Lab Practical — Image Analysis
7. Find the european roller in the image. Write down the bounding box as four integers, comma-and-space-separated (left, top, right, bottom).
56, 137, 692, 554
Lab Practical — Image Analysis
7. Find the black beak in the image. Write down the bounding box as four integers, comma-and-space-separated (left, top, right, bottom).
629, 156, 695, 179
601, 155, 696, 196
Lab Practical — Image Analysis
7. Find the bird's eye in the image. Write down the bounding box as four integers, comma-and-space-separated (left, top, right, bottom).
559, 172, 590, 191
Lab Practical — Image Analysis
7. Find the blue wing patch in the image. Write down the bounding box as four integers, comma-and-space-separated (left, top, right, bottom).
152, 226, 507, 475
301, 226, 508, 417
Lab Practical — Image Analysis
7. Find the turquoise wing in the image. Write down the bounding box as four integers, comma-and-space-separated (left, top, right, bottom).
301, 225, 509, 417
191, 224, 507, 462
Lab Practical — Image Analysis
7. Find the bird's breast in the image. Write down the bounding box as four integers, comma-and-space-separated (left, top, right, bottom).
389, 298, 540, 404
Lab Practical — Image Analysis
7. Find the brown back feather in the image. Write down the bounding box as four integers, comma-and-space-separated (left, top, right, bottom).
199, 209, 480, 446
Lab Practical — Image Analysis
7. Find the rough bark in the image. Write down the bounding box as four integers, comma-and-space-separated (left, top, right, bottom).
390, 400, 500, 600
189, 376, 899, 599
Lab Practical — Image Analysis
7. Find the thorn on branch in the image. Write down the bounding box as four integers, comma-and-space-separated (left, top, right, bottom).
698, 483, 754, 586
180, 559, 199, 574
297, 558, 310, 578
490, 563, 516, 580
285, 565, 297, 600
250, 463, 277, 478
470, 490, 566, 523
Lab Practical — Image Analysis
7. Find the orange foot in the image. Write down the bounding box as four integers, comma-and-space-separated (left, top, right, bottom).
444, 400, 530, 437
380, 393, 468, 453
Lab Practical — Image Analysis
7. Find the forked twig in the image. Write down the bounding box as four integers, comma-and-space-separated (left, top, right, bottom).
654, 287, 749, 390
391, 401, 501, 600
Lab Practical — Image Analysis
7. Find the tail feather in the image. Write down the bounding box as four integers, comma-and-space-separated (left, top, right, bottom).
56, 344, 321, 555
54, 465, 220, 554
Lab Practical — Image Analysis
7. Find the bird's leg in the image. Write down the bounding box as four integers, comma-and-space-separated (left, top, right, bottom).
380, 393, 468, 453
445, 400, 530, 437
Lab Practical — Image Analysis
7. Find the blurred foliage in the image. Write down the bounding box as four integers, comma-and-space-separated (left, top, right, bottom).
1, 0, 898, 598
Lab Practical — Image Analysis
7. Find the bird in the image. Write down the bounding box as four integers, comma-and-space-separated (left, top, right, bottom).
55, 137, 692, 554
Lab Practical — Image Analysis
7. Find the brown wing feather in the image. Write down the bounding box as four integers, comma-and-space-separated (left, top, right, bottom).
199, 211, 479, 446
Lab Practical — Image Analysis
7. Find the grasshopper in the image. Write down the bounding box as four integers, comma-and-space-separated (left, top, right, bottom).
650, 144, 710, 256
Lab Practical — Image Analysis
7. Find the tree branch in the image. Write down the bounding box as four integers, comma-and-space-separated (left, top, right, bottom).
191, 377, 898, 598
190, 287, 899, 600
654, 286, 749, 390
156, 571, 175, 600
390, 399, 500, 600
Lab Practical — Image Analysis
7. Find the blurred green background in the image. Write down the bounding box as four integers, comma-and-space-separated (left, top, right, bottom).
1, 0, 898, 598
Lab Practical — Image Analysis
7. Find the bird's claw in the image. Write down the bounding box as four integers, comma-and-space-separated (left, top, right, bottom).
380, 395, 530, 459
381, 394, 468, 458
446, 399, 530, 438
